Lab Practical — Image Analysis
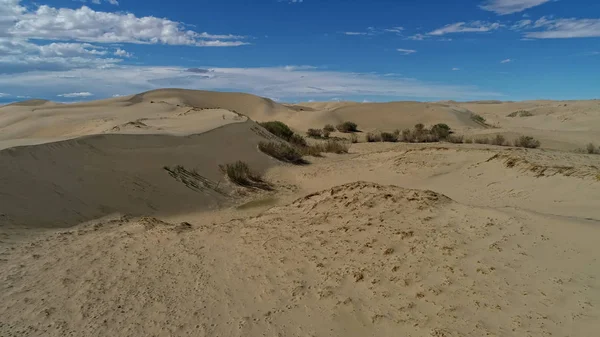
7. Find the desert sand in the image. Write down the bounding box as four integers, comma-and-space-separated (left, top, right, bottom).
1, 89, 599, 337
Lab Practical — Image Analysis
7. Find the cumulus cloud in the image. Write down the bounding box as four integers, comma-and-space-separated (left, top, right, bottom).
397, 48, 417, 55
114, 48, 132, 58
57, 92, 94, 97
480, 0, 552, 15
0, 65, 502, 101
429, 21, 503, 35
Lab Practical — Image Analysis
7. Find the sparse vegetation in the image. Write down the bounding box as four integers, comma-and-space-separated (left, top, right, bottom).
289, 133, 307, 147
323, 124, 335, 132
464, 138, 473, 144
349, 134, 358, 143
319, 140, 350, 154
366, 132, 382, 142
322, 129, 331, 138
431, 123, 451, 139
336, 121, 358, 133
514, 136, 541, 149
471, 113, 487, 125
446, 135, 464, 143
585, 143, 600, 154
259, 121, 294, 141
307, 128, 323, 138
380, 132, 399, 142
258, 141, 306, 164
491, 134, 508, 146
219, 161, 271, 190
475, 137, 491, 144
507, 110, 533, 117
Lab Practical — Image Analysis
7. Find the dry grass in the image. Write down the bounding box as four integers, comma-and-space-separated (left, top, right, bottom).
380, 132, 399, 142
323, 124, 335, 132
219, 161, 271, 190
366, 132, 382, 142
490, 135, 508, 146
307, 128, 323, 138
514, 136, 541, 149
507, 110, 533, 117
349, 134, 358, 143
258, 141, 307, 164
336, 121, 358, 133
446, 135, 464, 143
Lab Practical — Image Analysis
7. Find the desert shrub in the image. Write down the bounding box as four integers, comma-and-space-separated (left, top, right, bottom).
258, 141, 306, 164
474, 137, 490, 144
446, 135, 464, 143
464, 138, 473, 144
289, 133, 307, 147
491, 134, 507, 146
471, 113, 486, 124
349, 134, 358, 143
508, 110, 533, 117
514, 136, 541, 149
431, 123, 451, 139
322, 129, 331, 138
321, 140, 349, 154
219, 161, 271, 190
366, 132, 382, 142
400, 129, 412, 142
323, 124, 335, 132
259, 121, 294, 141
585, 143, 600, 154
380, 132, 399, 142
307, 128, 323, 138
336, 121, 358, 133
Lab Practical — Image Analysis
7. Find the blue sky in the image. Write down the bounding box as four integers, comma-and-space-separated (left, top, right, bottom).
0, 0, 599, 103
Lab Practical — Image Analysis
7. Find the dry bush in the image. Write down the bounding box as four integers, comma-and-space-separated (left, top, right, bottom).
464, 138, 473, 144
336, 121, 358, 133
446, 135, 464, 143
514, 136, 541, 149
259, 121, 294, 141
584, 143, 600, 154
380, 132, 399, 142
322, 129, 331, 138
491, 134, 508, 146
258, 141, 306, 164
307, 128, 323, 138
366, 132, 382, 142
323, 124, 335, 132
289, 133, 307, 147
321, 140, 349, 154
507, 110, 533, 117
400, 129, 412, 142
219, 161, 271, 190
471, 113, 487, 124
431, 123, 451, 139
349, 134, 358, 143
474, 137, 490, 144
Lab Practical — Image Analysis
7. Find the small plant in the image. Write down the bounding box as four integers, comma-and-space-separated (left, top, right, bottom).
323, 124, 335, 132
507, 110, 533, 117
307, 128, 323, 138
219, 161, 271, 190
586, 143, 599, 154
258, 141, 306, 164
366, 132, 382, 142
475, 137, 490, 144
349, 134, 358, 143
446, 135, 464, 144
491, 134, 507, 146
400, 129, 412, 142
289, 133, 307, 147
464, 138, 473, 144
514, 136, 541, 149
321, 140, 349, 154
259, 121, 294, 141
471, 113, 486, 124
414, 123, 425, 132
336, 121, 358, 133
322, 129, 331, 138
431, 123, 451, 139
380, 132, 399, 142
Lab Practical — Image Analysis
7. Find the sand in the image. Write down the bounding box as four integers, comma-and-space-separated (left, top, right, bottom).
1, 89, 600, 336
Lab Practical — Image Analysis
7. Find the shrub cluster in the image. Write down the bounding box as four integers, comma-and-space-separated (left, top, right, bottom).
336, 121, 358, 133
219, 161, 271, 190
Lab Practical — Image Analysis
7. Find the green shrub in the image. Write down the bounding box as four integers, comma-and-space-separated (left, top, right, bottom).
307, 128, 322, 138
366, 132, 382, 142
514, 136, 541, 149
323, 124, 335, 132
219, 161, 271, 190
381, 132, 398, 142
491, 135, 507, 146
336, 121, 358, 133
259, 121, 294, 141
471, 114, 486, 124
431, 123, 451, 139
289, 133, 307, 147
258, 141, 306, 164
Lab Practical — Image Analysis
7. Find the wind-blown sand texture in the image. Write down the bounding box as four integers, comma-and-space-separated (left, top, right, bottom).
1, 89, 599, 337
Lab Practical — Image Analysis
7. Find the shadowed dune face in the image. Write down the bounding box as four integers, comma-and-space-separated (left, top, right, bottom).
0, 121, 278, 228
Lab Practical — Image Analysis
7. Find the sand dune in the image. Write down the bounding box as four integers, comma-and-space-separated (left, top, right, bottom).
1, 89, 600, 337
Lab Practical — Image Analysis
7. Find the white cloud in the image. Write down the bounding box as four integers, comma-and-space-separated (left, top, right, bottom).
344, 32, 368, 36
480, 0, 552, 15
429, 21, 502, 35
5, 2, 247, 47
407, 33, 427, 40
0, 65, 502, 101
397, 48, 417, 55
0, 92, 9, 97
80, 0, 119, 5
524, 17, 600, 38
57, 92, 93, 97
384, 27, 404, 34
452, 67, 460, 71
500, 58, 512, 63
114, 48, 132, 58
